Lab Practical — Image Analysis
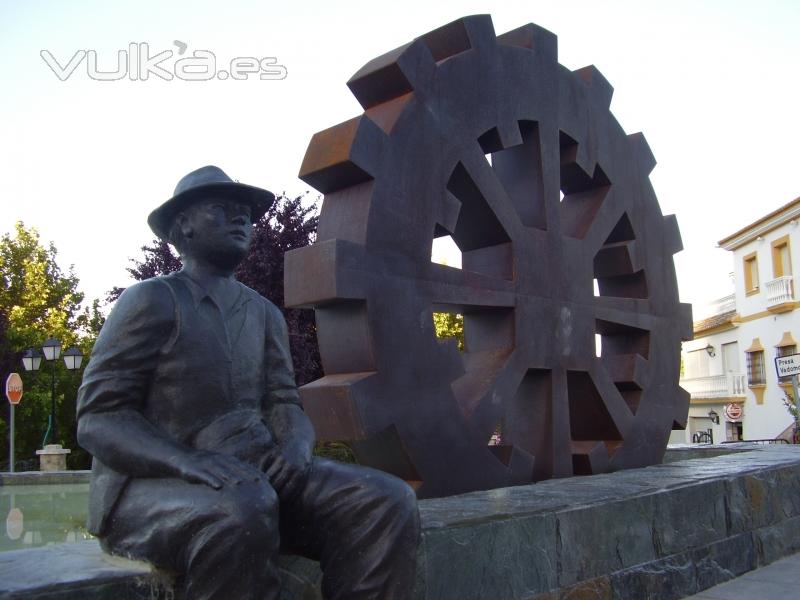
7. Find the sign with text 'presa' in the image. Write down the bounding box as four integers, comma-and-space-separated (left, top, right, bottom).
774, 353, 800, 378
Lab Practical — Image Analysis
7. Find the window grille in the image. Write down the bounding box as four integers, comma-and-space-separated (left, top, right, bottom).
746, 350, 765, 385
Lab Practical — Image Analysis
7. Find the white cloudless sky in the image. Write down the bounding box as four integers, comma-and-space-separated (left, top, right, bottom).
1, 0, 798, 313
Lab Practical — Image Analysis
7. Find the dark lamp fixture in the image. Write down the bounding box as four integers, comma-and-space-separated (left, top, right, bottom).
21, 348, 43, 371
705, 343, 716, 357
63, 347, 84, 370
42, 337, 62, 361
708, 409, 720, 425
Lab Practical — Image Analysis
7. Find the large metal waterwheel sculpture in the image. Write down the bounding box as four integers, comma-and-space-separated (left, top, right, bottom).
285, 15, 693, 498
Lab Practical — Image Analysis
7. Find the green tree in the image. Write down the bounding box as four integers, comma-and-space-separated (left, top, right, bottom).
433, 312, 464, 350
782, 393, 800, 443
0, 222, 92, 469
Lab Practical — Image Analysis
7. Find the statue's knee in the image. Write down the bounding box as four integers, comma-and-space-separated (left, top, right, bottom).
221, 480, 279, 541
373, 474, 420, 528
395, 482, 420, 528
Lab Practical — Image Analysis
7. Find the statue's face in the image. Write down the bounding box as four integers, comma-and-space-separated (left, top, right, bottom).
179, 197, 253, 270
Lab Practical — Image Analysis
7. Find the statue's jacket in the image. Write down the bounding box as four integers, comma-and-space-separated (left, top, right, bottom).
77, 271, 301, 535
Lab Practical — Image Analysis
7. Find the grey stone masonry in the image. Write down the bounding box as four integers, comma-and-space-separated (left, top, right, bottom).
0, 470, 90, 486
2, 444, 800, 599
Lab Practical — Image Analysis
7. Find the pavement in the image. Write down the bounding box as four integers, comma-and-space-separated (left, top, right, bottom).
683, 552, 799, 599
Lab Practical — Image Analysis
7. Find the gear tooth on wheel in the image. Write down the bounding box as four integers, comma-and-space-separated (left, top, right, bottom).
603, 354, 647, 414
299, 373, 376, 441
497, 23, 558, 63
284, 239, 368, 308
348, 15, 483, 111
573, 65, 614, 109
299, 116, 385, 194
662, 214, 684, 255
453, 14, 498, 50
572, 441, 610, 475
678, 303, 694, 341
594, 239, 643, 278
365, 92, 415, 135
672, 387, 690, 430
487, 445, 535, 485
314, 302, 374, 375
627, 132, 657, 175
417, 16, 480, 62
347, 44, 416, 110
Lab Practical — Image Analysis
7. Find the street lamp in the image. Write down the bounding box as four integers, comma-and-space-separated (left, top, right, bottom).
21, 349, 43, 372
21, 338, 84, 447
63, 347, 84, 371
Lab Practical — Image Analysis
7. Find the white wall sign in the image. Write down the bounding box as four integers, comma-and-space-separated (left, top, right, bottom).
774, 353, 800, 378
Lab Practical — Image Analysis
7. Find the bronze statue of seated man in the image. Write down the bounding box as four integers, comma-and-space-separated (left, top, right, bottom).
77, 166, 420, 600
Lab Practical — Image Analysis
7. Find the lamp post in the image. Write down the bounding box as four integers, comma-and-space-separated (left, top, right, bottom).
21, 338, 83, 447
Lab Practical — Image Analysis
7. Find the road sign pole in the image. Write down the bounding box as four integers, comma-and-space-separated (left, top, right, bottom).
8, 403, 14, 473
4, 373, 23, 473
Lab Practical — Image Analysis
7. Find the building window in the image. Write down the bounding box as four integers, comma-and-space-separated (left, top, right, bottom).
771, 235, 792, 278
746, 350, 765, 385
684, 348, 711, 379
743, 252, 759, 295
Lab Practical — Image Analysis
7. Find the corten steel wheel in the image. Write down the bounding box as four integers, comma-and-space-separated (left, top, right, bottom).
286, 15, 693, 498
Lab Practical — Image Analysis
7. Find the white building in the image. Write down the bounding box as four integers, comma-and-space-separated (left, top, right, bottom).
676, 197, 800, 444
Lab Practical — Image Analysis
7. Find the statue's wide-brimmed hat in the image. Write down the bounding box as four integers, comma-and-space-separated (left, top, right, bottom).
148, 165, 275, 240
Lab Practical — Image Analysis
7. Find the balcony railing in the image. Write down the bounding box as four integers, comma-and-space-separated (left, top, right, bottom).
680, 373, 747, 399
765, 275, 794, 308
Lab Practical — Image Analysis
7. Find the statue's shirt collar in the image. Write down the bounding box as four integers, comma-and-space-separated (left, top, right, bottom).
173, 270, 249, 316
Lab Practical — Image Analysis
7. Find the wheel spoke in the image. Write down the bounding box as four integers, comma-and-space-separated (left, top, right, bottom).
424, 263, 515, 308
519, 367, 573, 481
593, 296, 656, 331
588, 361, 635, 438
459, 144, 526, 241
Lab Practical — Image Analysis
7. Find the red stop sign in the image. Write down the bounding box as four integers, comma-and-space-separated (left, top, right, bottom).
5, 373, 22, 405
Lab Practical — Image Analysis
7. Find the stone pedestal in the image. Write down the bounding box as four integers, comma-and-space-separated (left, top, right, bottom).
3, 445, 800, 599
36, 444, 71, 471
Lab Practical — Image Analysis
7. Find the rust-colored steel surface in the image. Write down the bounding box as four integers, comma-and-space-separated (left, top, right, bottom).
286, 15, 692, 498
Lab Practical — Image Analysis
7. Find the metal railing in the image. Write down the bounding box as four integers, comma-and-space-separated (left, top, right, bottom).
692, 430, 714, 444
765, 275, 794, 307
680, 373, 747, 398
721, 438, 789, 445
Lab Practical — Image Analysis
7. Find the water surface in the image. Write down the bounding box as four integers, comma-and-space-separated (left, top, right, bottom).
1, 483, 91, 552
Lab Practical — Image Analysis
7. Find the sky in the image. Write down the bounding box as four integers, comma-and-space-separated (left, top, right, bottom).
1, 0, 798, 314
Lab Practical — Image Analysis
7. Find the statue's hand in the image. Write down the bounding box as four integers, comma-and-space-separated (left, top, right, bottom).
262, 438, 313, 498
175, 450, 265, 490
